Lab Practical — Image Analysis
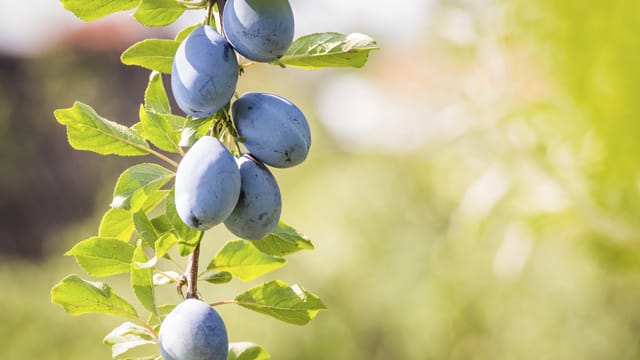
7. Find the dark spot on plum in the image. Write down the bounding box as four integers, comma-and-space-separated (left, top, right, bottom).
223, 44, 232, 62
189, 212, 202, 228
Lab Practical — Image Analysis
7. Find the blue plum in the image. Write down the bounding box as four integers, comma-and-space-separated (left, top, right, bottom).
224, 154, 282, 240
159, 299, 228, 360
175, 136, 241, 230
232, 92, 311, 168
171, 25, 238, 118
222, 0, 294, 62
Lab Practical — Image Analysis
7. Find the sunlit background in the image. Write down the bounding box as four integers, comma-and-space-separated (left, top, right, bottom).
2, 0, 640, 359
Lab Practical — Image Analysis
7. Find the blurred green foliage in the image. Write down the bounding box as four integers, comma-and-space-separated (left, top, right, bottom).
3, 0, 640, 359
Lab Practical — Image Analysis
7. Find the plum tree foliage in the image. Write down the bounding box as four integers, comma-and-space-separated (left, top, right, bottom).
51, 0, 378, 359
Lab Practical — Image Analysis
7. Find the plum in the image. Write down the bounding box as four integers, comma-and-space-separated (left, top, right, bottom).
222, 0, 294, 62
232, 92, 311, 168
159, 298, 228, 360
224, 154, 282, 239
171, 25, 238, 118
175, 136, 241, 230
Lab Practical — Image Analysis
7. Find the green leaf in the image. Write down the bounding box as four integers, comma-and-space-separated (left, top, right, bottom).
228, 342, 271, 360
207, 240, 285, 282
148, 304, 176, 331
235, 280, 326, 325
144, 71, 171, 114
100, 208, 135, 241
278, 32, 379, 69
131, 241, 157, 314
99, 191, 169, 241
51, 274, 138, 320
54, 101, 151, 156
155, 232, 178, 258
150, 214, 172, 234
252, 221, 314, 257
111, 163, 174, 212
103, 322, 156, 359
180, 116, 214, 147
121, 39, 179, 74
166, 189, 203, 256
143, 189, 172, 211
175, 24, 201, 43
203, 271, 232, 284
66, 237, 135, 277
60, 0, 138, 21
138, 106, 184, 154
133, 211, 159, 248
134, 0, 186, 27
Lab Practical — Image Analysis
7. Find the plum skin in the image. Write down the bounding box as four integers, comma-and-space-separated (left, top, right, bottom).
224, 154, 282, 240
232, 92, 311, 168
159, 299, 229, 360
171, 25, 238, 118
222, 0, 294, 62
174, 136, 241, 230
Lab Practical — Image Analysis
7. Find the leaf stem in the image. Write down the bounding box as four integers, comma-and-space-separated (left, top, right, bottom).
154, 269, 181, 283
210, 300, 237, 307
144, 146, 179, 168
137, 318, 159, 340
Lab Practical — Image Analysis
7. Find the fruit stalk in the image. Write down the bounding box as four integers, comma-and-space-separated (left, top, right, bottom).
216, 0, 226, 21
185, 240, 202, 299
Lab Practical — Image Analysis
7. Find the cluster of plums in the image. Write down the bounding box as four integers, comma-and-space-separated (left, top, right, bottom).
173, 0, 307, 240
161, 1, 304, 359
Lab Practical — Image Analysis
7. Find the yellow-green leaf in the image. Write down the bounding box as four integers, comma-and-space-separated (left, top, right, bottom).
51, 274, 138, 320
134, 0, 186, 27
252, 221, 314, 256
144, 71, 171, 114
111, 163, 174, 212
131, 241, 157, 314
228, 342, 271, 360
235, 280, 326, 325
103, 322, 156, 359
65, 237, 135, 277
207, 240, 286, 281
60, 0, 138, 22
121, 39, 179, 74
277, 32, 379, 69
54, 101, 150, 156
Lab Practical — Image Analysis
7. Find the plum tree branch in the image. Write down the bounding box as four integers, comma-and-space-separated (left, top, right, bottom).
185, 238, 203, 299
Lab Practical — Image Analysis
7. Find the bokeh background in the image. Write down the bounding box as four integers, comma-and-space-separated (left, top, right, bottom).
2, 0, 640, 359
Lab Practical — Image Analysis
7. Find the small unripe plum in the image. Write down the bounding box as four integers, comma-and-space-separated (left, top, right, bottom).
232, 92, 311, 168
175, 136, 241, 230
159, 298, 228, 360
222, 0, 294, 62
224, 154, 282, 240
171, 25, 238, 117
